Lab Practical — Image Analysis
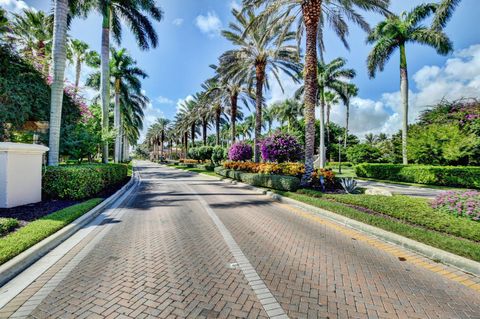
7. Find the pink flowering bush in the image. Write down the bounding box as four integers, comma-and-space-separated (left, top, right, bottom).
431, 190, 480, 221
260, 132, 303, 163
228, 142, 252, 161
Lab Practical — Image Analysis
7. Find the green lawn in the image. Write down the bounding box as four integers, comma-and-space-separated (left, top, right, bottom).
0, 198, 102, 265
277, 190, 480, 262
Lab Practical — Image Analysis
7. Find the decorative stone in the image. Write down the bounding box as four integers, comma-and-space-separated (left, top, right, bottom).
365, 187, 393, 197
0, 142, 49, 208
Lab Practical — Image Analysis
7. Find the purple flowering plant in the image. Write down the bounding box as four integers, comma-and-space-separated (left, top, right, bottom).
260, 132, 303, 163
431, 190, 480, 221
228, 142, 253, 161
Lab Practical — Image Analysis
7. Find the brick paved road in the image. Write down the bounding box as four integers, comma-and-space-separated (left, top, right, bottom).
1, 161, 480, 319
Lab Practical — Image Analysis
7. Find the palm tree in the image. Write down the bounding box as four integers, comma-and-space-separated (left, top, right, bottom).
262, 106, 276, 135
324, 91, 339, 142
202, 79, 226, 146
367, 1, 457, 164
341, 83, 358, 148
68, 39, 99, 94
155, 118, 170, 159
271, 99, 303, 133
177, 98, 199, 148
220, 8, 302, 162
244, 0, 390, 181
83, 0, 163, 163
47, 0, 69, 166
120, 90, 148, 161
296, 57, 355, 167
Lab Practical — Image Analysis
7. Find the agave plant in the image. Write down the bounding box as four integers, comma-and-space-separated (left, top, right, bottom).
340, 178, 359, 194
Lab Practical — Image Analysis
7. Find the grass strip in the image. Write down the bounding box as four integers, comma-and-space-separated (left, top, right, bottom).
0, 198, 102, 265
278, 191, 480, 262
0, 218, 19, 236
169, 164, 220, 177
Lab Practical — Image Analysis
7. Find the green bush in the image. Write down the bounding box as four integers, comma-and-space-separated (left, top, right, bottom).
346, 144, 383, 164
327, 161, 353, 168
211, 146, 226, 165
355, 164, 480, 188
188, 146, 214, 162
214, 167, 300, 191
0, 218, 19, 236
43, 164, 128, 200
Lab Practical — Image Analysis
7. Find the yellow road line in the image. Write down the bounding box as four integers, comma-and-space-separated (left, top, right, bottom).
275, 202, 480, 293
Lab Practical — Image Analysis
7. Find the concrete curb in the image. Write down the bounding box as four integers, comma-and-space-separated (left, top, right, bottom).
0, 172, 138, 287
162, 164, 480, 277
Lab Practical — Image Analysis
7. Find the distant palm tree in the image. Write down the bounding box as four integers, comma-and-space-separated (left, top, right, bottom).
177, 98, 200, 148
82, 0, 163, 163
220, 8, 301, 162
367, 1, 457, 164
68, 39, 99, 94
340, 83, 358, 148
47, 1, 68, 166
120, 90, 148, 161
297, 57, 355, 167
271, 99, 303, 133
244, 0, 390, 181
202, 79, 226, 145
262, 106, 276, 135
155, 118, 170, 159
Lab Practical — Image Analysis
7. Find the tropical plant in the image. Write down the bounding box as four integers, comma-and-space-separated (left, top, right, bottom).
341, 83, 358, 148
220, 8, 301, 162
0, 8, 9, 36
82, 0, 163, 163
324, 91, 339, 142
68, 39, 99, 94
244, 0, 390, 182
340, 178, 359, 194
260, 132, 303, 163
228, 142, 253, 161
367, 0, 458, 165
271, 99, 303, 133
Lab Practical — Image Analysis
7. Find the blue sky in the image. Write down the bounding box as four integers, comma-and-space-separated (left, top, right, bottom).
1, 0, 480, 141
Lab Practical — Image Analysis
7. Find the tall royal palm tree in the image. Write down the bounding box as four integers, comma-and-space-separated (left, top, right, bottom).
47, 1, 68, 166
341, 83, 358, 148
244, 0, 390, 181
83, 0, 162, 163
220, 8, 301, 162
367, 1, 457, 164
68, 39, 99, 94
296, 57, 355, 167
324, 91, 339, 143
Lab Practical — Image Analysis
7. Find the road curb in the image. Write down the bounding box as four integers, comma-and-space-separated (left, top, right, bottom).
0, 172, 138, 287
162, 164, 480, 277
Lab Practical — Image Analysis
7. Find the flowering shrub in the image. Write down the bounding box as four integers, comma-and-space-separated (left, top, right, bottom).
431, 190, 480, 221
223, 161, 304, 177
311, 169, 336, 188
260, 133, 303, 163
228, 143, 253, 161
179, 159, 200, 164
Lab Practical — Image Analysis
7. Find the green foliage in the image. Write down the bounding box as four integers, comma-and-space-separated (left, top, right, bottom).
346, 143, 383, 164
211, 146, 226, 165
188, 146, 214, 162
214, 167, 300, 191
355, 164, 480, 189
43, 164, 128, 200
0, 199, 102, 265
0, 218, 19, 236
281, 191, 480, 262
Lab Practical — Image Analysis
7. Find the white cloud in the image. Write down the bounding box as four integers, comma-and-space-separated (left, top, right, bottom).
156, 95, 174, 105
195, 11, 222, 37
172, 18, 184, 26
139, 102, 165, 143
176, 95, 194, 113
0, 0, 32, 13
266, 71, 302, 106
230, 0, 242, 11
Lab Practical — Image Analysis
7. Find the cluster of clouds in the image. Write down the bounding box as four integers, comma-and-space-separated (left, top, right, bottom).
0, 0, 31, 13
268, 44, 480, 138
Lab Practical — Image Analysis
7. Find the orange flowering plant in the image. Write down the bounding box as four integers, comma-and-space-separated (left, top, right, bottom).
223, 161, 305, 177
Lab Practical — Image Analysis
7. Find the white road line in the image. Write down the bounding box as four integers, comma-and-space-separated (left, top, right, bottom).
184, 183, 289, 319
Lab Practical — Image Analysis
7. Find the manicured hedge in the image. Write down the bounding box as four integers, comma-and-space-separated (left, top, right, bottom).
0, 218, 19, 236
43, 164, 128, 200
355, 164, 480, 189
215, 167, 300, 191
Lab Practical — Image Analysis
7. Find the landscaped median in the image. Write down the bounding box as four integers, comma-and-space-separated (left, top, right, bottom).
276, 189, 480, 262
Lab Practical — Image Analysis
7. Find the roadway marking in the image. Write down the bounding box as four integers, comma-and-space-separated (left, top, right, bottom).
184, 183, 289, 319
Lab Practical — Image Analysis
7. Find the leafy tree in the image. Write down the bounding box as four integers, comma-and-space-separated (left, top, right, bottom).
367, 1, 458, 165
244, 0, 390, 182
346, 143, 383, 164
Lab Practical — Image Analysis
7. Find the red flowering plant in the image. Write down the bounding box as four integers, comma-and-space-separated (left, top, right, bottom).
431, 190, 480, 221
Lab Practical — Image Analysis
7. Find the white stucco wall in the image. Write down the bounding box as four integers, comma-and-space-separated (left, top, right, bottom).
0, 143, 49, 208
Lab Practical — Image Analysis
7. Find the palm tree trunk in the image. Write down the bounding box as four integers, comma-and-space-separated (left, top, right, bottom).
74, 57, 81, 95
254, 62, 266, 163
191, 124, 195, 147
47, 0, 69, 166
326, 102, 331, 144
202, 117, 207, 146
114, 79, 121, 163
400, 43, 409, 165
344, 101, 349, 148
301, 0, 321, 183
184, 132, 189, 157
161, 131, 165, 160
319, 88, 326, 168
100, 8, 111, 164
215, 107, 221, 146
230, 93, 238, 145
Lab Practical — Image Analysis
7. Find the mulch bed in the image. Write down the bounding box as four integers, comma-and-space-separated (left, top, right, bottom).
0, 177, 130, 224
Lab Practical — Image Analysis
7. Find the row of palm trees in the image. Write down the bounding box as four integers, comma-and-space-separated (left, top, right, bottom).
162, 0, 459, 183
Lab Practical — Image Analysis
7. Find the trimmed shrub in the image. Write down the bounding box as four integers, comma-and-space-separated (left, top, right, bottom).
228, 142, 252, 161
0, 218, 19, 236
214, 167, 300, 191
355, 164, 480, 189
43, 164, 128, 200
260, 132, 303, 163
188, 146, 214, 162
211, 146, 226, 165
